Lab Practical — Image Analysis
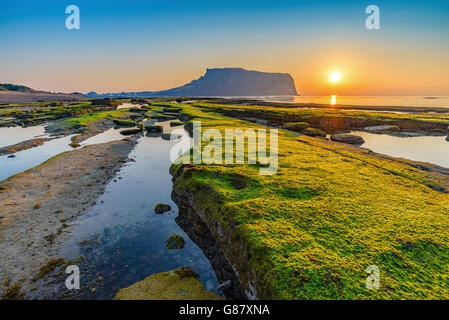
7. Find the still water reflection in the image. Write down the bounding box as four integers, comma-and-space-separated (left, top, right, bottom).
354, 131, 449, 168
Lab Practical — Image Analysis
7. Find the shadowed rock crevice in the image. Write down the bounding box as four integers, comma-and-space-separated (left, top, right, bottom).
172, 191, 249, 300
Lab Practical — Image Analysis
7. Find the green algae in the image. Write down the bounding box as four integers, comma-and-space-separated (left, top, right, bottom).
114, 268, 222, 300
167, 101, 449, 299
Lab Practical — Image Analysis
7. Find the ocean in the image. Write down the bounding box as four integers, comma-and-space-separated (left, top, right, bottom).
229, 95, 449, 108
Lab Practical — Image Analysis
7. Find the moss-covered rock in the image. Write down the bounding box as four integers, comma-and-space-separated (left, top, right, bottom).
154, 203, 171, 214
114, 268, 222, 300
330, 133, 365, 145
165, 234, 185, 250
301, 127, 326, 137
170, 121, 184, 127
113, 119, 135, 127
283, 122, 309, 132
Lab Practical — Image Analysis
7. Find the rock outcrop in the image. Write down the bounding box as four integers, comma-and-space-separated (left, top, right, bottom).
330, 133, 365, 145
91, 68, 298, 98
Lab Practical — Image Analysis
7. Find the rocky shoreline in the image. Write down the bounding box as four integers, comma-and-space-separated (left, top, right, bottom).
170, 164, 260, 299
0, 136, 138, 299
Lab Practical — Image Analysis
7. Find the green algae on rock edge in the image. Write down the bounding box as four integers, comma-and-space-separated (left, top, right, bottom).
114, 268, 222, 300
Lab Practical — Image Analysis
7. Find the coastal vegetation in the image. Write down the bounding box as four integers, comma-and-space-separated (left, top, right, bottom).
1, 98, 449, 300
167, 101, 449, 299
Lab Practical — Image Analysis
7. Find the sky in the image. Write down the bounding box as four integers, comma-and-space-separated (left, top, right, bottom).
1, 0, 449, 95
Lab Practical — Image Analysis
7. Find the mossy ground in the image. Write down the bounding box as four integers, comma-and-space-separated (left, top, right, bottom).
114, 268, 222, 300
168, 102, 449, 299
191, 101, 449, 125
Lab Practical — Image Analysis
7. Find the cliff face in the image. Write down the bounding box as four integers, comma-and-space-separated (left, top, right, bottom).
90, 68, 298, 98
155, 68, 298, 97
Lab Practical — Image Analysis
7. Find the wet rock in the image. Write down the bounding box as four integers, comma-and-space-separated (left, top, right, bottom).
69, 142, 81, 148
151, 114, 176, 121
7, 154, 16, 158
154, 203, 171, 214
145, 125, 163, 133
129, 115, 144, 122
120, 129, 140, 136
256, 119, 268, 125
330, 133, 365, 145
113, 119, 135, 127
365, 125, 400, 133
161, 133, 182, 141
129, 108, 146, 113
302, 127, 326, 137
114, 268, 222, 300
446, 135, 449, 142
165, 234, 185, 250
170, 121, 184, 127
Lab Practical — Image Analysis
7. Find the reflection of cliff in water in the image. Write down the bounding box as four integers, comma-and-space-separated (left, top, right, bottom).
173, 191, 248, 300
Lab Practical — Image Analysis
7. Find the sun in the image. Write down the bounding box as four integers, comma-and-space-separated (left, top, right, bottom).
329, 72, 342, 83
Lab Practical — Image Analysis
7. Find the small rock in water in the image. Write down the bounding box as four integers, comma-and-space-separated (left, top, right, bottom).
330, 133, 365, 145
7, 154, 16, 158
161, 133, 182, 140
145, 125, 163, 133
165, 234, 185, 250
446, 135, 449, 142
154, 203, 171, 214
120, 129, 141, 136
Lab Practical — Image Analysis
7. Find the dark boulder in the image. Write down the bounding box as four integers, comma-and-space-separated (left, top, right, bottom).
145, 125, 163, 133
154, 203, 171, 214
165, 234, 185, 250
120, 129, 141, 136
330, 133, 365, 145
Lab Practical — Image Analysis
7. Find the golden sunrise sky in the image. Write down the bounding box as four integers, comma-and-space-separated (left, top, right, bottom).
1, 1, 448, 95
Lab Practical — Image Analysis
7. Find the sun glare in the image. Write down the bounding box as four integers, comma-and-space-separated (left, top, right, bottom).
329, 72, 341, 83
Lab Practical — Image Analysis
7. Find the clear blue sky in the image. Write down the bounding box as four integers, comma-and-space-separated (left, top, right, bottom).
1, 0, 448, 95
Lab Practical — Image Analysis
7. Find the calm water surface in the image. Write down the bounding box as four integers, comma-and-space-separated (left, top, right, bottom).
353, 131, 449, 168
0, 128, 128, 182
225, 95, 449, 108
59, 121, 220, 299
0, 125, 49, 148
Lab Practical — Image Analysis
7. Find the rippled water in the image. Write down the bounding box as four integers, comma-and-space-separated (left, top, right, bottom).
59, 121, 220, 299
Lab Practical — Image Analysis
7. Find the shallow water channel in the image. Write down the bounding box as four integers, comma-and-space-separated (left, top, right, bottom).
57, 121, 221, 299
